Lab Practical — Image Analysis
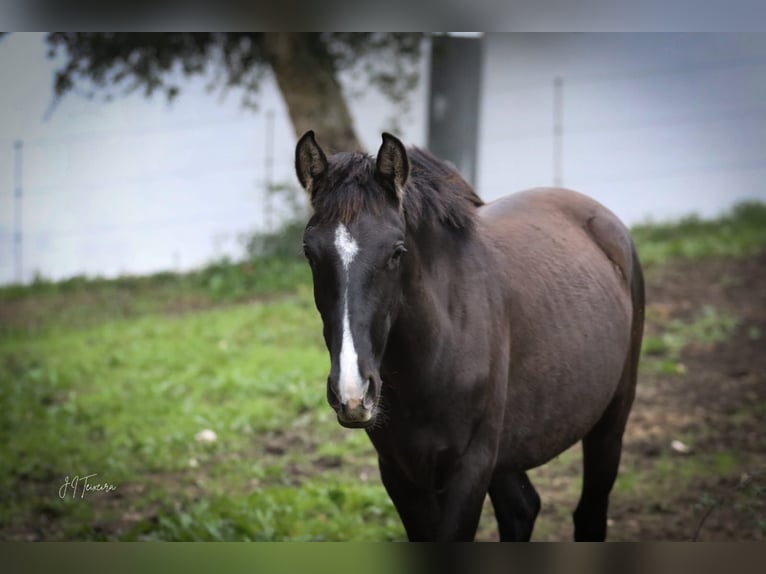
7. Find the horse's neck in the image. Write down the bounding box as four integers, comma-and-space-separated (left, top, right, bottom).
386, 227, 487, 376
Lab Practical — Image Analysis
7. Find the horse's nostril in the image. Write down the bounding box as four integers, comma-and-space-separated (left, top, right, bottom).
362, 376, 377, 409
327, 380, 341, 411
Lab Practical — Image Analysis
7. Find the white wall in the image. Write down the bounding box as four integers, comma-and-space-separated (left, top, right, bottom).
477, 34, 766, 225
5, 33, 764, 283
0, 34, 429, 284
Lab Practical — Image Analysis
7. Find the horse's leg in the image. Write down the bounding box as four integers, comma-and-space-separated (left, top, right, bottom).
488, 470, 540, 541
573, 427, 625, 541
435, 478, 489, 541
379, 453, 491, 541
573, 366, 638, 541
378, 456, 438, 541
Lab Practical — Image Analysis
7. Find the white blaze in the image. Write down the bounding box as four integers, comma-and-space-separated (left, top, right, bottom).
334, 224, 364, 404
335, 224, 358, 269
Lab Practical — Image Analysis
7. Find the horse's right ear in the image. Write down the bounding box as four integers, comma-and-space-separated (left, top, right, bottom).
295, 130, 328, 195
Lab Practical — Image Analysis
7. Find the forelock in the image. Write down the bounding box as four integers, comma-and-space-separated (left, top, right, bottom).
310, 152, 390, 224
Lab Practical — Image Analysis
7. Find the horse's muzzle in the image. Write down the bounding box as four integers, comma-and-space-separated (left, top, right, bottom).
329, 374, 379, 429
337, 401, 374, 428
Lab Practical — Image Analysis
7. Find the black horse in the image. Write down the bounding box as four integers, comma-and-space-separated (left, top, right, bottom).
295, 131, 644, 541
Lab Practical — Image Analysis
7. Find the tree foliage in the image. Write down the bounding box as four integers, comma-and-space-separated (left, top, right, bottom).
45, 33, 424, 150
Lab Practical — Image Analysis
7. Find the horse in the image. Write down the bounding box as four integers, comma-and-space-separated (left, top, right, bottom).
294, 131, 644, 541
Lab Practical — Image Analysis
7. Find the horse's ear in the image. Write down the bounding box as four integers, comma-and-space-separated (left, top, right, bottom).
375, 132, 409, 203
295, 130, 328, 195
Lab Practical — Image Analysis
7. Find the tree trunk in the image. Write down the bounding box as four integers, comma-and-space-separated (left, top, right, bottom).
263, 33, 364, 153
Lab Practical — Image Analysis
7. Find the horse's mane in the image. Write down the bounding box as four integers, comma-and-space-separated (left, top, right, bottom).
310, 147, 484, 232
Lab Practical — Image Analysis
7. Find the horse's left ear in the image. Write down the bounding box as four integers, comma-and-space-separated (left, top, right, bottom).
375, 132, 409, 203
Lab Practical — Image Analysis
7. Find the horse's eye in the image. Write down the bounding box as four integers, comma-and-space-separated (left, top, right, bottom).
389, 242, 407, 267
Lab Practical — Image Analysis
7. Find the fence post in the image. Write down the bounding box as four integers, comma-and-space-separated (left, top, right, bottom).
553, 76, 563, 187
14, 139, 23, 283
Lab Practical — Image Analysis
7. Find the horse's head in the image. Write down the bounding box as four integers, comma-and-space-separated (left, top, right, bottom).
295, 131, 409, 429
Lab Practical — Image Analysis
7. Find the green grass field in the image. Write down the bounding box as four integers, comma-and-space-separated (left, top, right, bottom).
0, 284, 406, 540
1, 201, 765, 540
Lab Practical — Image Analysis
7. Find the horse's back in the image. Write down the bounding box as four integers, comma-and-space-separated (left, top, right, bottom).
481, 187, 636, 287
480, 187, 637, 315
478, 187, 641, 469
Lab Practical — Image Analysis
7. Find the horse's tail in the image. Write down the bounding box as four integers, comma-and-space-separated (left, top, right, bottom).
587, 207, 645, 373
625, 239, 645, 392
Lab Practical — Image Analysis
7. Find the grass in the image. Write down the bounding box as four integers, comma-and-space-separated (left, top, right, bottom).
1, 255, 310, 302
0, 288, 403, 540
0, 256, 311, 337
1, 201, 765, 540
630, 201, 766, 266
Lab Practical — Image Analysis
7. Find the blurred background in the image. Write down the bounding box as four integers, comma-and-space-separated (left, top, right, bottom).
0, 33, 764, 541
2, 33, 765, 284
